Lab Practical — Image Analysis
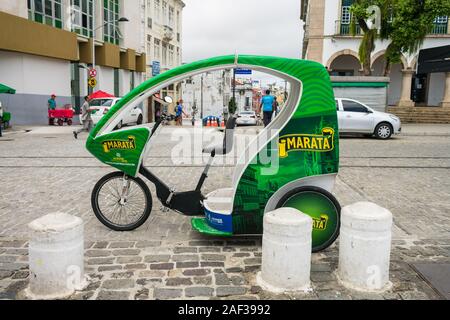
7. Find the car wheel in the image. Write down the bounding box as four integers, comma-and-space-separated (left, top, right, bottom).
137, 114, 143, 125
375, 123, 393, 139
116, 120, 123, 130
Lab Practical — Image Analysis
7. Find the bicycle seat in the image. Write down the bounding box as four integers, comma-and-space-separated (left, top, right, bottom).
203, 115, 237, 156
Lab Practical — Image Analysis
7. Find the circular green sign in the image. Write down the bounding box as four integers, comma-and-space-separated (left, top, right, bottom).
279, 187, 340, 252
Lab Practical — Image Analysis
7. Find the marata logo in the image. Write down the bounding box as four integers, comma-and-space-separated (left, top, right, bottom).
278, 128, 335, 158
102, 136, 136, 153
312, 214, 329, 230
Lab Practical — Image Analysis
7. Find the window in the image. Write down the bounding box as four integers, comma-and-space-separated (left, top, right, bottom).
154, 38, 161, 61
28, 0, 63, 29
177, 10, 180, 31
431, 16, 448, 34
104, 0, 119, 45
176, 47, 180, 65
342, 100, 369, 113
147, 17, 152, 29
168, 44, 174, 66
147, 35, 152, 58
162, 1, 168, 25
339, 0, 360, 35
154, 0, 160, 23
71, 0, 93, 37
162, 42, 167, 65
169, 6, 174, 27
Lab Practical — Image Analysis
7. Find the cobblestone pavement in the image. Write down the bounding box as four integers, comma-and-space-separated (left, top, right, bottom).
0, 124, 449, 300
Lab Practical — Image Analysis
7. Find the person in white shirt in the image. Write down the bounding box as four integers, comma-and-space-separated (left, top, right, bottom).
73, 96, 95, 139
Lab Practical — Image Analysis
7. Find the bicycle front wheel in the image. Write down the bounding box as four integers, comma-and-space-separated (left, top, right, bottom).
91, 171, 152, 231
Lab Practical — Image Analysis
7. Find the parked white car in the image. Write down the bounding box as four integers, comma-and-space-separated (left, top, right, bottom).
236, 111, 257, 126
336, 98, 401, 139
90, 98, 143, 128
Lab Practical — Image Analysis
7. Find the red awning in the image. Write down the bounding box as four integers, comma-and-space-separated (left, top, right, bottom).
89, 90, 115, 100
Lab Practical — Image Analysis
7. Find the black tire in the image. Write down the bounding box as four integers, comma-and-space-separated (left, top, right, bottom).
91, 171, 152, 231
275, 186, 341, 253
67, 119, 73, 126
116, 120, 123, 130
137, 115, 143, 125
375, 122, 393, 139
57, 119, 64, 126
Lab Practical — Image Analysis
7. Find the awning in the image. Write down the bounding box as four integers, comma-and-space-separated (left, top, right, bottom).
89, 90, 115, 100
0, 83, 16, 94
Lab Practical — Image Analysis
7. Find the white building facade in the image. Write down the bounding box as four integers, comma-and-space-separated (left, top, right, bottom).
181, 70, 232, 120
0, 0, 147, 125
301, 0, 450, 109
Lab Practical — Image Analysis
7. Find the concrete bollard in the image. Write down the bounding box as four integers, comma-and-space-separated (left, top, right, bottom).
26, 212, 86, 299
338, 202, 393, 292
257, 208, 312, 293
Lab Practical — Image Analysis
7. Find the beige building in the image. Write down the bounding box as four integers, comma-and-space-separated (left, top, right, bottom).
0, 0, 147, 125
144, 0, 185, 122
301, 0, 450, 122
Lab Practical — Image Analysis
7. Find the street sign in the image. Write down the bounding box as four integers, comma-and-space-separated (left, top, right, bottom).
234, 68, 252, 75
89, 68, 97, 78
152, 61, 161, 76
88, 77, 97, 88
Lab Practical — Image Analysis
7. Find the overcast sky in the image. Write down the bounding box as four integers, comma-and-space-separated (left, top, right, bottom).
182, 0, 304, 86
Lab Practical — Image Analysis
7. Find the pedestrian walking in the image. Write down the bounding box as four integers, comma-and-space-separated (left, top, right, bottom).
48, 94, 57, 110
73, 96, 95, 139
175, 100, 187, 126
259, 89, 275, 127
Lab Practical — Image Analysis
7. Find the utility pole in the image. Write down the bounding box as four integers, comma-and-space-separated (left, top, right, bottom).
232, 68, 236, 103
200, 75, 204, 120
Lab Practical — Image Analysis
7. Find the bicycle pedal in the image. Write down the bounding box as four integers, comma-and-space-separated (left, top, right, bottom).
160, 206, 170, 213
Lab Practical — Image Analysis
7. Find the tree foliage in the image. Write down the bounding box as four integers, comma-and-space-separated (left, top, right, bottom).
350, 0, 450, 76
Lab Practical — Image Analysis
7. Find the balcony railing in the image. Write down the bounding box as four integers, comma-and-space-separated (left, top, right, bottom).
430, 23, 448, 35
335, 20, 361, 36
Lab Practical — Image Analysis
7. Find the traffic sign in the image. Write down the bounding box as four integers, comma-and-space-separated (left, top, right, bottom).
88, 77, 97, 88
152, 61, 161, 76
89, 68, 97, 78
234, 68, 252, 75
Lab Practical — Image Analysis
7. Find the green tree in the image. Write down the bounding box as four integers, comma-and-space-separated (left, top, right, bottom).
351, 0, 450, 76
228, 97, 237, 115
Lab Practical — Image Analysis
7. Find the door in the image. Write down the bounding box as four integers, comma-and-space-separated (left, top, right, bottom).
340, 99, 374, 132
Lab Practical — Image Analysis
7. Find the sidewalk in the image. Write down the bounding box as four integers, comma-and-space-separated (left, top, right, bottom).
401, 124, 450, 136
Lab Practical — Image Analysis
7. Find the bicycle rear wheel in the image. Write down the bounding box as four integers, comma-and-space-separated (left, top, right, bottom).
91, 171, 152, 231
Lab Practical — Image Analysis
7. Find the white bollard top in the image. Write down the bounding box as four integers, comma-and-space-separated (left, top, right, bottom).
264, 208, 313, 238
29, 212, 83, 233
341, 202, 392, 232
265, 207, 312, 226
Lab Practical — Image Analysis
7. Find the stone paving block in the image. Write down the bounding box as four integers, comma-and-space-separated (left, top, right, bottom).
109, 241, 135, 249
102, 279, 135, 290
112, 249, 140, 256
117, 256, 142, 264
150, 263, 174, 270
154, 288, 183, 300
144, 255, 171, 263
98, 265, 122, 272
216, 286, 247, 297
87, 257, 115, 265
198, 247, 221, 253
5, 249, 28, 256
243, 258, 261, 265
11, 271, 29, 280
111, 272, 134, 279
97, 290, 130, 300
172, 254, 199, 262
86, 250, 111, 257
165, 277, 193, 286
173, 247, 198, 254
124, 264, 147, 270
201, 254, 226, 262
135, 241, 162, 248
185, 287, 214, 297
193, 276, 212, 285
93, 242, 109, 249
0, 256, 17, 263
138, 270, 166, 278
135, 288, 150, 300
0, 263, 28, 271
182, 269, 211, 276
176, 262, 199, 269
200, 261, 224, 268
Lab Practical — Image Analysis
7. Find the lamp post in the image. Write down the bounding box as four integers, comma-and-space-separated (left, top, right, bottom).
90, 14, 129, 90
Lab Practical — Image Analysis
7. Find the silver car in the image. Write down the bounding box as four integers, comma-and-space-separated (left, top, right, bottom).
336, 98, 401, 139
236, 111, 257, 126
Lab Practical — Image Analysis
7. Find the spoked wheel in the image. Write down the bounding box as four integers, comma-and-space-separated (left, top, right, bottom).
276, 186, 341, 253
375, 123, 393, 139
91, 171, 152, 231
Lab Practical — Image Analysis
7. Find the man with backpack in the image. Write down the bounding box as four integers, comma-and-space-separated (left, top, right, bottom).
259, 89, 275, 127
